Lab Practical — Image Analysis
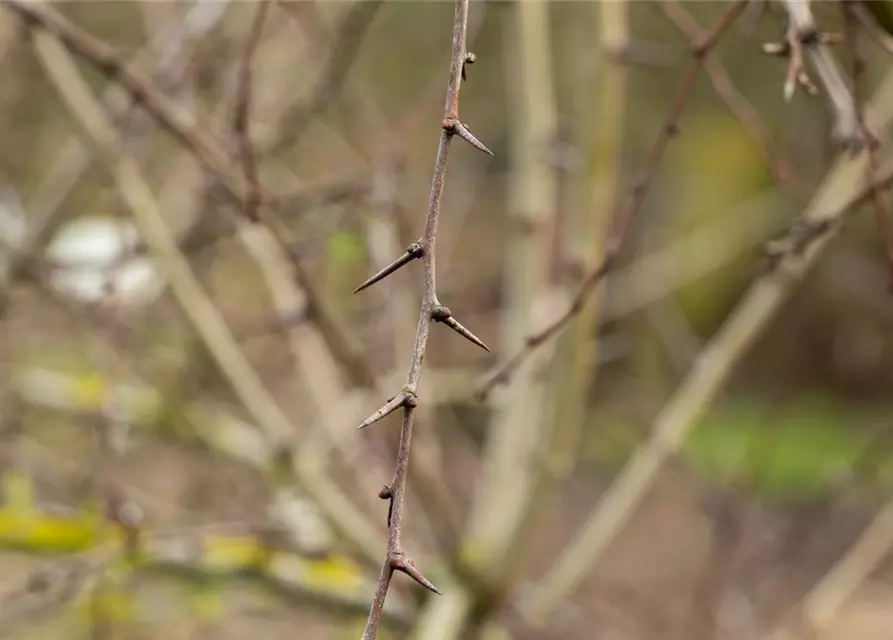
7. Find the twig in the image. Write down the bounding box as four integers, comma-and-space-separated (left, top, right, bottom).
522, 77, 893, 628
853, 1, 893, 57
843, 1, 893, 289
267, 0, 383, 156
233, 0, 270, 222
477, 0, 749, 399
356, 1, 491, 637
658, 0, 797, 193
778, 0, 859, 147
280, 0, 473, 550
764, 500, 893, 640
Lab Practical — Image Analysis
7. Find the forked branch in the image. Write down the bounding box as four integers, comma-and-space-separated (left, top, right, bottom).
477, 0, 748, 398
356, 1, 491, 637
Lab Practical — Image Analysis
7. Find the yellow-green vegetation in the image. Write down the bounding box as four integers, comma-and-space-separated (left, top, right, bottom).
585, 395, 893, 503
0, 471, 375, 629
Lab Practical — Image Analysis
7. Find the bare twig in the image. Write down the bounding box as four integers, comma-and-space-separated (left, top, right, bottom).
276, 0, 471, 550
843, 1, 893, 289
778, 0, 859, 146
658, 0, 797, 192
853, 1, 893, 56
478, 0, 749, 398
765, 500, 893, 640
357, 1, 491, 637
233, 0, 270, 222
267, 0, 383, 156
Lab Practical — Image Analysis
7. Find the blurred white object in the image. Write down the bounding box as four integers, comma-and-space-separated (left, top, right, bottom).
46, 217, 166, 307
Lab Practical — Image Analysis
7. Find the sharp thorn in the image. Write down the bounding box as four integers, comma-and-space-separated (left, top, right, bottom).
451, 122, 493, 156
353, 241, 423, 294
444, 317, 491, 352
432, 306, 490, 352
357, 392, 414, 429
395, 557, 441, 595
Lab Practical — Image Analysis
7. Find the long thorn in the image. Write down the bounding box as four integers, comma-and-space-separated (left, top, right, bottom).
357, 391, 415, 430
353, 241, 424, 294
394, 557, 441, 595
445, 120, 493, 156
432, 305, 490, 352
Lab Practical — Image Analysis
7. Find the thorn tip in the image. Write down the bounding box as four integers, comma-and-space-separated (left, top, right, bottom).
357, 391, 414, 429
353, 241, 423, 294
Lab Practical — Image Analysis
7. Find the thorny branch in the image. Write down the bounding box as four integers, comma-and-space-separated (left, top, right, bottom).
843, 1, 893, 289
478, 0, 748, 398
356, 0, 491, 637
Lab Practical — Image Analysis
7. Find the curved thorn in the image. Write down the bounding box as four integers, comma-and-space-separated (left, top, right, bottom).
357, 391, 413, 430
451, 121, 493, 156
394, 557, 441, 595
353, 241, 424, 294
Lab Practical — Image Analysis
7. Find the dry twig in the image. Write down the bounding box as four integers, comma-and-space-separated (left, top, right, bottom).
233, 0, 270, 222
658, 0, 797, 192
478, 0, 749, 398
355, 1, 492, 637
776, 0, 858, 145
267, 0, 384, 156
843, 1, 893, 289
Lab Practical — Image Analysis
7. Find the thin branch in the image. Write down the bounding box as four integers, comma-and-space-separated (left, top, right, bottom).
357, 1, 489, 637
778, 0, 860, 147
853, 1, 893, 57
267, 0, 384, 156
233, 0, 270, 222
278, 0, 473, 554
477, 0, 749, 399
522, 82, 893, 628
658, 0, 798, 193
843, 1, 893, 289
764, 500, 893, 640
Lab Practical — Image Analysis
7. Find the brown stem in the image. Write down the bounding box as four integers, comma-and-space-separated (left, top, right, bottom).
843, 1, 893, 290
658, 0, 798, 194
358, 1, 487, 637
268, 0, 384, 156
477, 0, 749, 398
233, 0, 270, 222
